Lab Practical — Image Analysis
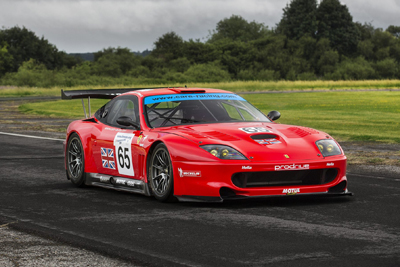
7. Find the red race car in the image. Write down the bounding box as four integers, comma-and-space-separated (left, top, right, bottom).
62, 87, 352, 202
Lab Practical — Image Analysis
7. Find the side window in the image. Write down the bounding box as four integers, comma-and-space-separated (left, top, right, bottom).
95, 95, 139, 127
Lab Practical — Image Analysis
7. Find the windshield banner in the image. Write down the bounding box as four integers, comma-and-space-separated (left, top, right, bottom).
144, 93, 245, 105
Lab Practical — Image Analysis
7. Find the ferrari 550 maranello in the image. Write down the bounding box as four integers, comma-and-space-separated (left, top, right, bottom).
62, 87, 352, 202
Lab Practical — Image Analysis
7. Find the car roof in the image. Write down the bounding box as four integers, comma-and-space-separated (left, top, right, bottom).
124, 87, 233, 98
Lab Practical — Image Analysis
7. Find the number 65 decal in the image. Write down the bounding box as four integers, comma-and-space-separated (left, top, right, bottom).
113, 132, 135, 176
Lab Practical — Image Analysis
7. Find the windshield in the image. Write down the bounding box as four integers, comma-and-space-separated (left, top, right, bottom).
144, 93, 271, 128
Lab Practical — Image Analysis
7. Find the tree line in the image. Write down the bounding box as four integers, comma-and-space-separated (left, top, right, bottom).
1, 0, 400, 87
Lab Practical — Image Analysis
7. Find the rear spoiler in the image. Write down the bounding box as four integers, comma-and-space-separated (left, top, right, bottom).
61, 87, 169, 100
61, 87, 171, 118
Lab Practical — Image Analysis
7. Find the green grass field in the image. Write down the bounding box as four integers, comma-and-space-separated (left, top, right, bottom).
19, 90, 400, 143
2, 79, 400, 97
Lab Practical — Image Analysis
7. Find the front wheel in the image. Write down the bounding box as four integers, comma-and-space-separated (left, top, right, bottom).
66, 133, 86, 187
148, 143, 175, 202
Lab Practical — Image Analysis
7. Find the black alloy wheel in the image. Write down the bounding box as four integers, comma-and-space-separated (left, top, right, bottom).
66, 133, 86, 187
149, 143, 175, 202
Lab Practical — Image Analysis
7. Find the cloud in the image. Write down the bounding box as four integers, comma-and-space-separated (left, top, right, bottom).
0, 0, 398, 53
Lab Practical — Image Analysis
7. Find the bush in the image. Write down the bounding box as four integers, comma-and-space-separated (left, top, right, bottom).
297, 72, 317, 81
128, 66, 151, 78
331, 57, 376, 80
184, 62, 231, 82
374, 58, 399, 79
169, 57, 191, 73
257, 69, 279, 81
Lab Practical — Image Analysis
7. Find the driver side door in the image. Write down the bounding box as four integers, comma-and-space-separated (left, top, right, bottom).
93, 95, 141, 179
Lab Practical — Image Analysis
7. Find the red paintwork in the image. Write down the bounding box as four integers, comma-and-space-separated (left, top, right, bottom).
65, 88, 348, 200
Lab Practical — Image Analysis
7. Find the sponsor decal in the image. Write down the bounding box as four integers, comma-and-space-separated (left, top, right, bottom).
114, 133, 135, 176
105, 127, 125, 132
99, 176, 110, 183
144, 93, 244, 105
275, 164, 309, 171
101, 148, 115, 169
282, 188, 300, 195
126, 180, 137, 187
239, 127, 271, 134
178, 168, 201, 178
327, 163, 334, 166
242, 166, 252, 170
284, 154, 290, 159
254, 138, 281, 145
115, 178, 126, 185
137, 135, 142, 144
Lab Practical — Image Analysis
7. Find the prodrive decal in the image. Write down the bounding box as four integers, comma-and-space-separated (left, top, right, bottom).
274, 164, 309, 171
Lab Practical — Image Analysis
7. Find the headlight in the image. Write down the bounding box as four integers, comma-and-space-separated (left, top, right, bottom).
316, 139, 342, 157
200, 145, 247, 160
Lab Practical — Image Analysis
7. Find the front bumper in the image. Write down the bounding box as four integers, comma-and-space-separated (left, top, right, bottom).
173, 157, 352, 202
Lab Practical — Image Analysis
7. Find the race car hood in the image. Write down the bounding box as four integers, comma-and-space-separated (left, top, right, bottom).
158, 122, 336, 162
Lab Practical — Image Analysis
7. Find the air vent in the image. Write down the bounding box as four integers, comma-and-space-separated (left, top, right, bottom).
250, 134, 277, 140
169, 88, 206, 94
279, 127, 317, 138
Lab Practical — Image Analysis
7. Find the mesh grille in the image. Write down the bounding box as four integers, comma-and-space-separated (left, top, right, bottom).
232, 168, 338, 188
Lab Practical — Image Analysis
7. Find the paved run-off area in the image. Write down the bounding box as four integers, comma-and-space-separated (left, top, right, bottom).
0, 225, 133, 267
0, 97, 399, 266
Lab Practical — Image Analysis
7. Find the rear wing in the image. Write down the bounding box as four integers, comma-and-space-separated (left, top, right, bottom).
61, 87, 168, 118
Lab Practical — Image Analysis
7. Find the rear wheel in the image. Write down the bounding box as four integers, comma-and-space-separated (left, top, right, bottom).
66, 133, 86, 187
149, 143, 175, 202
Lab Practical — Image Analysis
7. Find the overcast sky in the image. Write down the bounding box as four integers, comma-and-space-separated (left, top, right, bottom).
1, 0, 399, 53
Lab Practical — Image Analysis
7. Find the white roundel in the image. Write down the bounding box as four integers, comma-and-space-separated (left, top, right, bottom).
239, 127, 271, 134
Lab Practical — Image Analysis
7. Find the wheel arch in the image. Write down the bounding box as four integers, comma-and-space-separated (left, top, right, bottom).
145, 140, 165, 183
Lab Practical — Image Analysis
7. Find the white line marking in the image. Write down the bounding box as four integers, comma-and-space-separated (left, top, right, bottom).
0, 132, 64, 141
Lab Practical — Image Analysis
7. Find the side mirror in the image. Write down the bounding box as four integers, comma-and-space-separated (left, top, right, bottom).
267, 111, 281, 121
116, 116, 140, 130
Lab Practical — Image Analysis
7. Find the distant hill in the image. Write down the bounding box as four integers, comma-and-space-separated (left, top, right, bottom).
135, 49, 152, 57
69, 49, 151, 62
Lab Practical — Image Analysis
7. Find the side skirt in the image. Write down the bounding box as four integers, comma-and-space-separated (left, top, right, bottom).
85, 173, 151, 196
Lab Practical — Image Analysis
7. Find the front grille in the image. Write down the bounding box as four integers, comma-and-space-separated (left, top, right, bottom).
232, 168, 338, 188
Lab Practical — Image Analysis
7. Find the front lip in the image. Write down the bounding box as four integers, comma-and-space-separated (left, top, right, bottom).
177, 189, 354, 203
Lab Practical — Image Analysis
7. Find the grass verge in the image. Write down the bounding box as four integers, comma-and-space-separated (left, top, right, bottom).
2, 79, 400, 98
19, 90, 400, 143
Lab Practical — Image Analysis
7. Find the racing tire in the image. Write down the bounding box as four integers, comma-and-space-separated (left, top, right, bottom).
66, 133, 86, 187
149, 143, 175, 202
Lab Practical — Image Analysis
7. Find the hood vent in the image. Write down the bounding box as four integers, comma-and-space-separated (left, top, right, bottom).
251, 134, 277, 140
279, 127, 318, 138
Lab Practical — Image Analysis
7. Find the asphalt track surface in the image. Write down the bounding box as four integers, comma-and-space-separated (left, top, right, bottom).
0, 134, 399, 266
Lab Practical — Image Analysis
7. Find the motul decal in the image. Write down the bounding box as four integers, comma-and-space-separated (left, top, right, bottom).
282, 188, 300, 195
